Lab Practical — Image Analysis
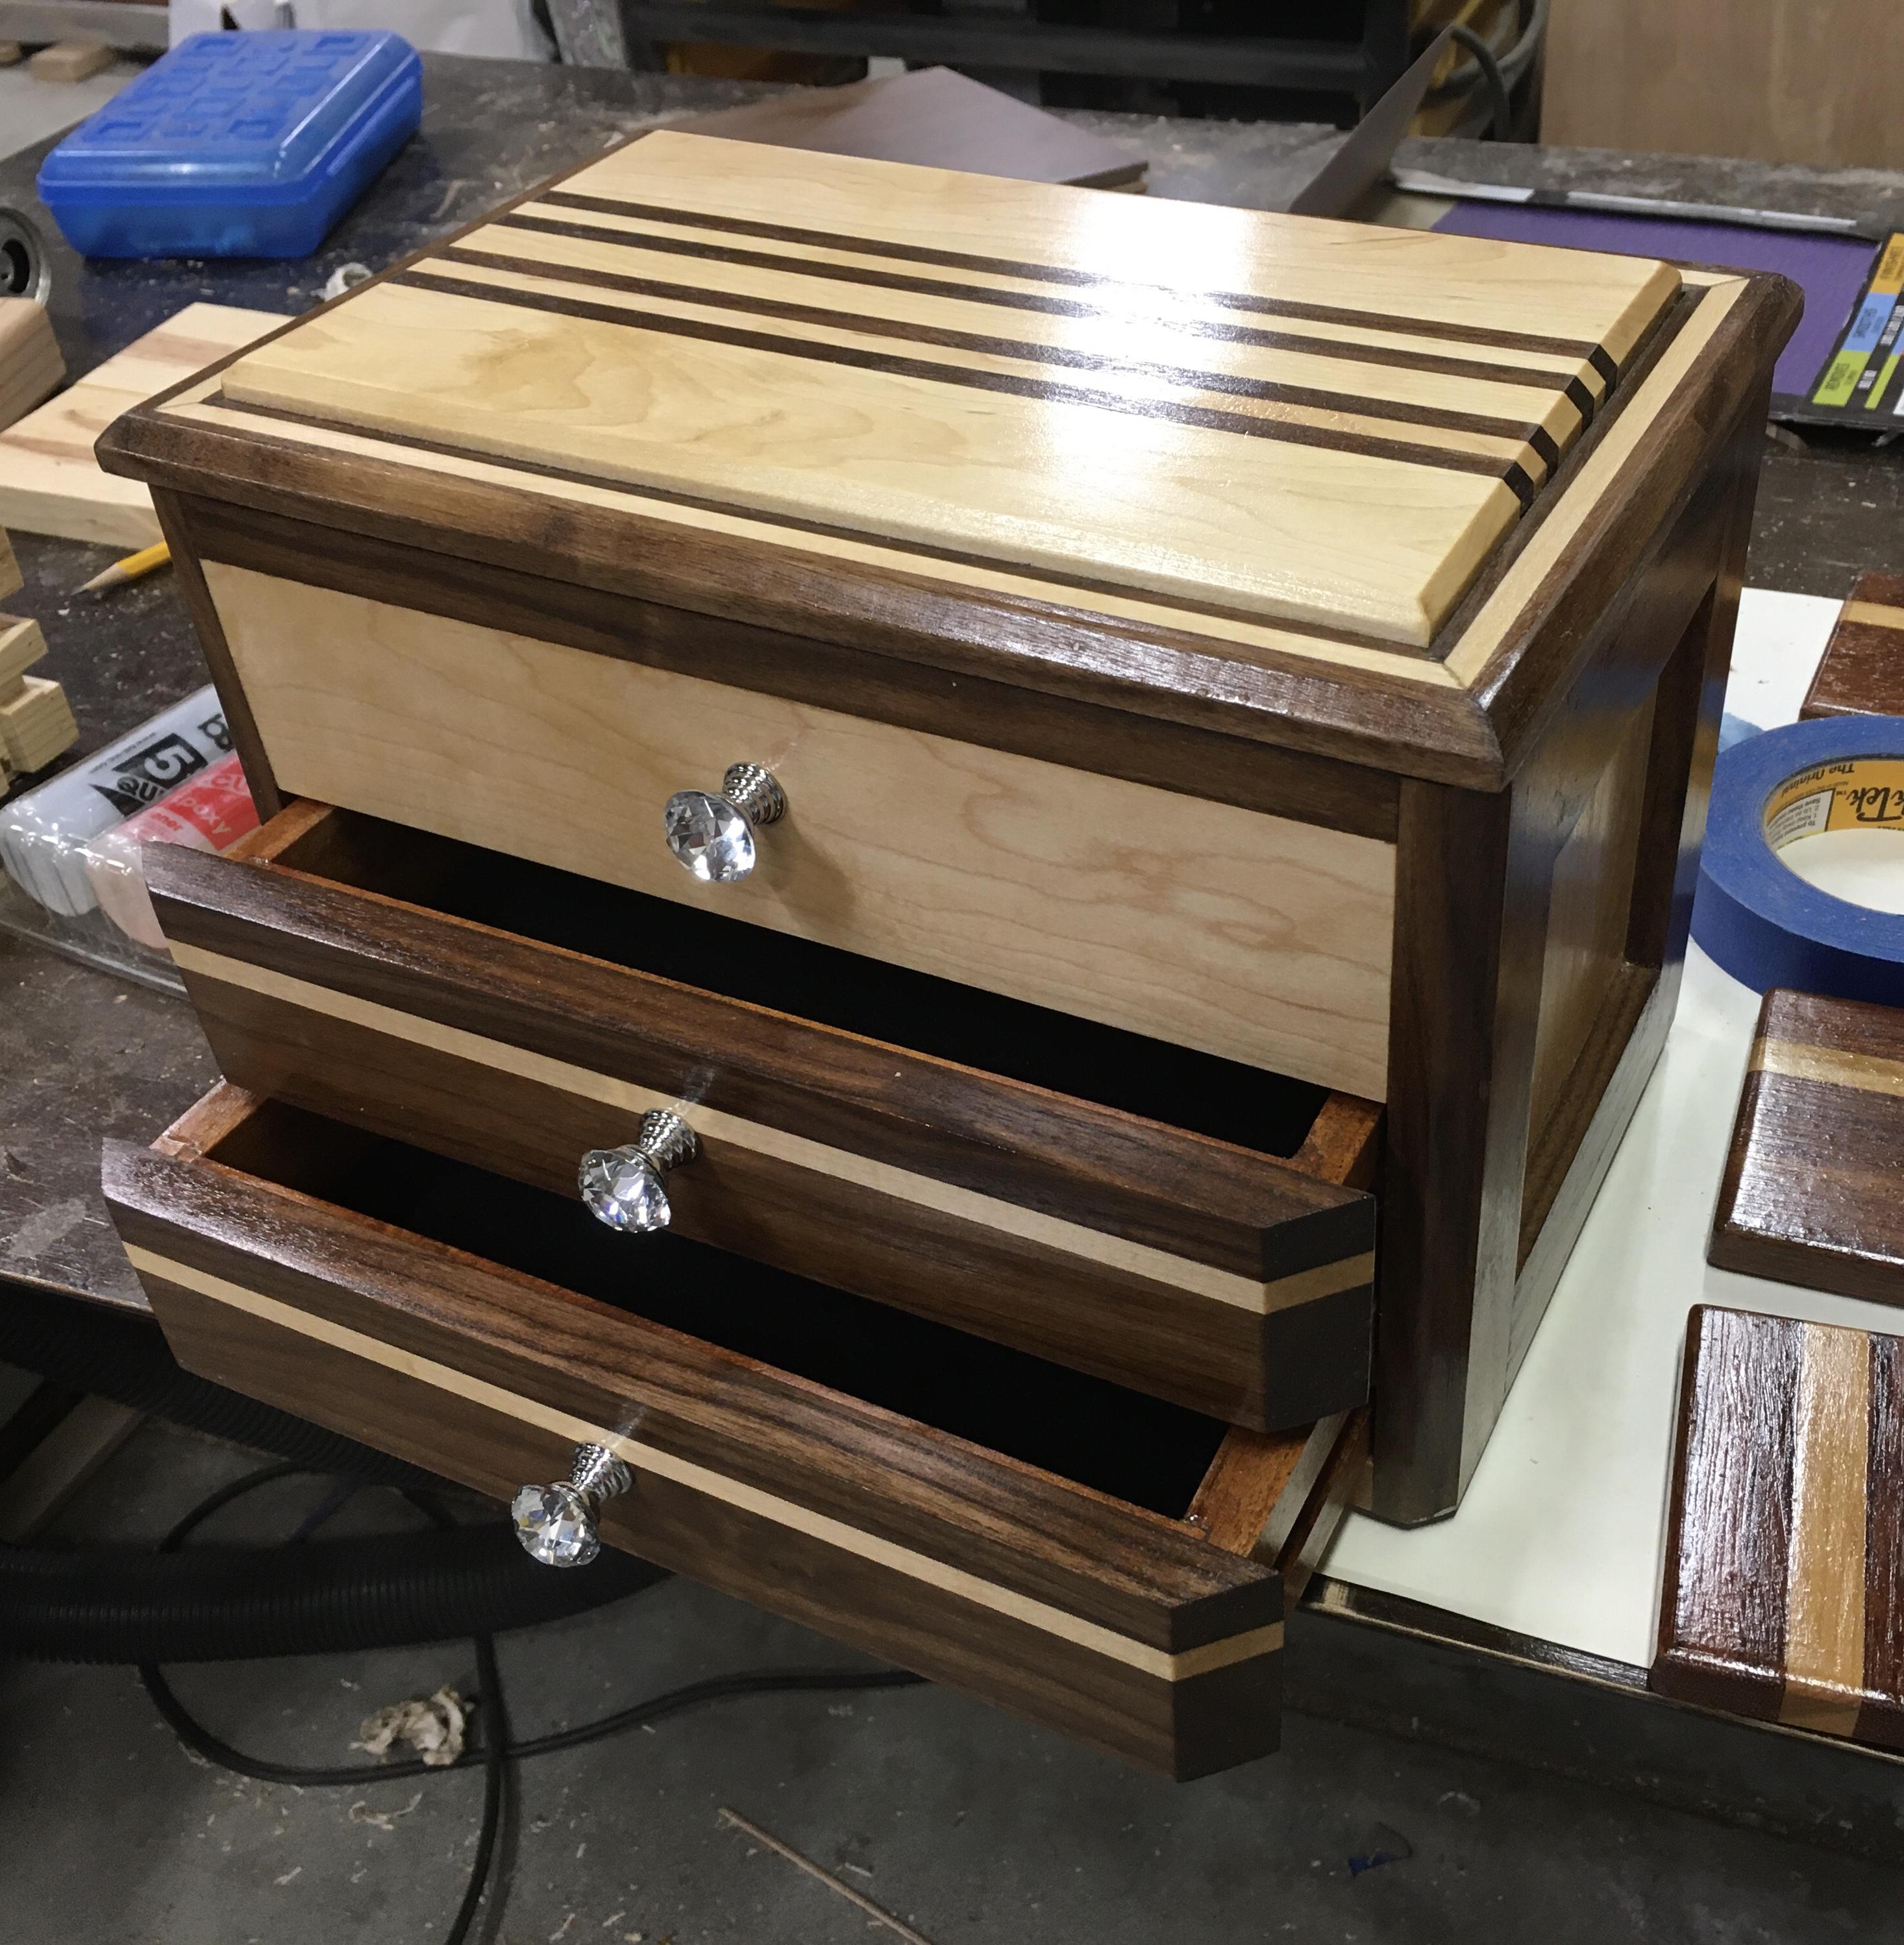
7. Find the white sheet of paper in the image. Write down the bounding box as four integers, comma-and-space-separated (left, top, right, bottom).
1322, 586, 1904, 1668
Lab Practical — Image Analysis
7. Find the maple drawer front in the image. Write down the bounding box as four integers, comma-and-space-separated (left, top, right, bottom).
146, 805, 1377, 1433
193, 560, 1399, 1101
103, 1089, 1367, 1779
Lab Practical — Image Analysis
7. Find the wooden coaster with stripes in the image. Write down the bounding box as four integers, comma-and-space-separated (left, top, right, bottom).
1711, 988, 1904, 1307
1653, 1304, 1904, 1750
1802, 571, 1904, 723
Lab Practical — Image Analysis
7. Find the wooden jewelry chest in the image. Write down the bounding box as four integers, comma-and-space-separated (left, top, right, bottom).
96, 134, 1796, 1775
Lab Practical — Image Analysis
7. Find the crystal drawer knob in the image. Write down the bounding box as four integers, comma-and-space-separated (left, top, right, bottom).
663, 762, 785, 883
512, 1443, 630, 1568
578, 1109, 698, 1234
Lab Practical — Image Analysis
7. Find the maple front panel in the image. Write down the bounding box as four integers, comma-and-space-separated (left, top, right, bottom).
197, 561, 1398, 1098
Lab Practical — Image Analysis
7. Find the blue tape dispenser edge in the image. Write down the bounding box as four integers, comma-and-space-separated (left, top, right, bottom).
1691, 714, 1904, 1006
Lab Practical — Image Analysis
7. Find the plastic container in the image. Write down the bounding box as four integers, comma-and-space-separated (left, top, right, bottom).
36, 29, 422, 260
85, 749, 258, 948
0, 685, 232, 917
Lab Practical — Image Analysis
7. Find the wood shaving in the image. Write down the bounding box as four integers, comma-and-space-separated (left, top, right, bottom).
352, 1685, 467, 1768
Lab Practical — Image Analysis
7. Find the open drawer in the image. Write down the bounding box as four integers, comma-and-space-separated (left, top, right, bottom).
105, 1084, 1368, 1778
143, 802, 1379, 1432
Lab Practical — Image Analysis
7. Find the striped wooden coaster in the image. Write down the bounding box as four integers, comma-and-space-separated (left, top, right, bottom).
1801, 570, 1904, 722
1712, 989, 1904, 1306
1653, 1304, 1904, 1748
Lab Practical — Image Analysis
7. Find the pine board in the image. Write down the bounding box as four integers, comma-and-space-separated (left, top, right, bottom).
0, 304, 283, 546
0, 297, 64, 434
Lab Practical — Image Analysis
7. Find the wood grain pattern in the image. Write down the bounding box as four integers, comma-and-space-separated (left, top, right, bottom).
1711, 989, 1904, 1308
0, 297, 64, 434
197, 564, 1399, 1096
101, 1099, 1366, 1778
0, 526, 17, 605
145, 809, 1375, 1430
97, 284, 1793, 797
151, 487, 284, 823
1544, 0, 1904, 172
1801, 573, 1904, 724
214, 134, 1678, 650
0, 304, 280, 545
575, 134, 1679, 364
172, 492, 1402, 841
225, 272, 1522, 650
1653, 1305, 1904, 1752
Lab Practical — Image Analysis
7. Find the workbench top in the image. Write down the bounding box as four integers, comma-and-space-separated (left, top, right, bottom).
3, 51, 1903, 1310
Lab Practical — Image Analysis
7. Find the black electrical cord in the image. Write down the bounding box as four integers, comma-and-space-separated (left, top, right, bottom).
1446, 23, 1515, 142
134, 1465, 926, 1944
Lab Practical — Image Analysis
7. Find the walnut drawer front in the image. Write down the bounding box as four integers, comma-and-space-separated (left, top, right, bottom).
103, 1087, 1368, 1780
145, 804, 1378, 1434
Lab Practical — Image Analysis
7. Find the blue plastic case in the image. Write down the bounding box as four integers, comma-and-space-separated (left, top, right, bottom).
37, 30, 421, 260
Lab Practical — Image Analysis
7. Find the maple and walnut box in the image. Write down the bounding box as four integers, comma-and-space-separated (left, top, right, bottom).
97, 134, 1794, 1774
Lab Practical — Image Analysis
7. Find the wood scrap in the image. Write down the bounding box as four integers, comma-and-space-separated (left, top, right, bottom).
669, 66, 1145, 189
0, 303, 283, 546
30, 40, 114, 83
0, 614, 75, 776
717, 1807, 938, 1945
0, 297, 66, 433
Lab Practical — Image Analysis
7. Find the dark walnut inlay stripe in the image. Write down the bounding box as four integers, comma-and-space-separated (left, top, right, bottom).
199, 391, 1443, 662
502, 207, 1596, 409
533, 188, 1619, 367
440, 243, 1563, 471
389, 269, 1538, 505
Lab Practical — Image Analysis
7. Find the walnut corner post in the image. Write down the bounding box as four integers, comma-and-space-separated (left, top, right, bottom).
1369, 392, 1770, 1526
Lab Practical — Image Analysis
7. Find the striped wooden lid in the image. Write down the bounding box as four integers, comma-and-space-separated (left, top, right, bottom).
201, 132, 1679, 654
1654, 1305, 1904, 1750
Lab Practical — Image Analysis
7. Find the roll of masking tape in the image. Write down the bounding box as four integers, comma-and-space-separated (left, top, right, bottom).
1692, 715, 1904, 1004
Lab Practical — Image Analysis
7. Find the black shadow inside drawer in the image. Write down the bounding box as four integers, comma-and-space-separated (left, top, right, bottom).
297, 811, 1331, 1159
313, 1128, 1229, 1518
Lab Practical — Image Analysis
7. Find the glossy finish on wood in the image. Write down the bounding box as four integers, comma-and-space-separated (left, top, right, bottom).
192, 562, 1400, 1098
93, 137, 1798, 1522
95, 149, 1799, 796
105, 1082, 1368, 1778
1800, 573, 1904, 724
210, 132, 1679, 650
147, 804, 1377, 1430
1372, 406, 1766, 1522
1711, 989, 1904, 1307
1653, 1304, 1904, 1752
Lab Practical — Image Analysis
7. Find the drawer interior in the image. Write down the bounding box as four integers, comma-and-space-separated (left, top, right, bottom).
208, 1096, 1230, 1519
262, 808, 1334, 1161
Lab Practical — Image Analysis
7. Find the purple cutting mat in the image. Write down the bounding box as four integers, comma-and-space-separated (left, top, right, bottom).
1432, 203, 1875, 401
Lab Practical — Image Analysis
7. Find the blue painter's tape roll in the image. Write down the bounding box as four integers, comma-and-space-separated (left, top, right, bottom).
1692, 715, 1904, 1004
